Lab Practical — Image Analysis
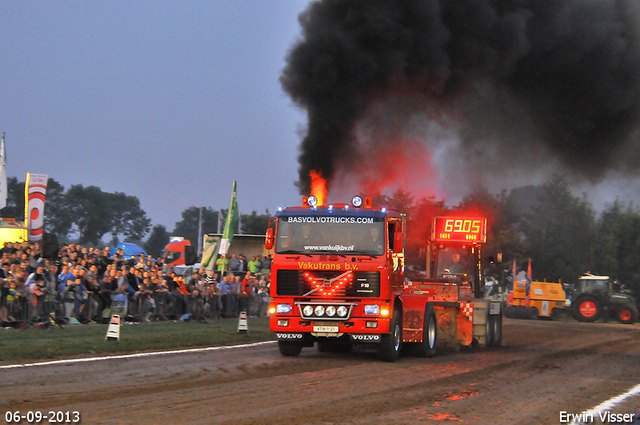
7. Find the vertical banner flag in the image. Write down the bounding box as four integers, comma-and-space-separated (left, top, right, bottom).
0, 133, 6, 210
218, 181, 238, 257
25, 173, 49, 241
202, 234, 221, 271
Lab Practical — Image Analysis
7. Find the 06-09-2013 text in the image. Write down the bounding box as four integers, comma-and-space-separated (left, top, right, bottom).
4, 411, 80, 424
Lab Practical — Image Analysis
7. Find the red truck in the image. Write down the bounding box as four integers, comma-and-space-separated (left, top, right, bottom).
266, 195, 502, 361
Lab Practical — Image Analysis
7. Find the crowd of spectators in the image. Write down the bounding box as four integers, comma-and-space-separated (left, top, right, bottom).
0, 240, 272, 327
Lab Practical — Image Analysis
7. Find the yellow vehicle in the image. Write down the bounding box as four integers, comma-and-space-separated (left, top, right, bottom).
505, 280, 568, 320
529, 281, 569, 319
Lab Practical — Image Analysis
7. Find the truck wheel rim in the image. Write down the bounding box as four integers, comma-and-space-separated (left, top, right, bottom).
579, 301, 597, 318
393, 323, 401, 351
427, 317, 436, 348
620, 309, 632, 321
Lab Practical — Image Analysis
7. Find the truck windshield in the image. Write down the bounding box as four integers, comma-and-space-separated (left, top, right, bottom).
275, 216, 385, 256
436, 247, 469, 276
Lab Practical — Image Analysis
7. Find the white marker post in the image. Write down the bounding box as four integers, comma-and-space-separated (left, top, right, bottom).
237, 311, 248, 333
105, 315, 121, 341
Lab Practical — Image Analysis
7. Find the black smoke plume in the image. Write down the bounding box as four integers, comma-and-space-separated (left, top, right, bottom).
281, 0, 640, 195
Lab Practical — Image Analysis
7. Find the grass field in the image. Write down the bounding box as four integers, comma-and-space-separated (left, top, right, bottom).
0, 317, 273, 363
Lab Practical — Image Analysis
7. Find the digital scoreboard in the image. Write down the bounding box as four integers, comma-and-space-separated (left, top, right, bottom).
432, 217, 487, 243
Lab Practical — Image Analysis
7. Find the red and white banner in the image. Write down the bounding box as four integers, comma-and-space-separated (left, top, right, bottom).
25, 173, 48, 241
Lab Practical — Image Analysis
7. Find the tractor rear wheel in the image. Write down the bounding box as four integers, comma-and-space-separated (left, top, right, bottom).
615, 305, 637, 324
572, 295, 603, 322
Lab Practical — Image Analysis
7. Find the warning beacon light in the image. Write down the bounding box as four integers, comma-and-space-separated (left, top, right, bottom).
351, 196, 363, 207
307, 195, 318, 207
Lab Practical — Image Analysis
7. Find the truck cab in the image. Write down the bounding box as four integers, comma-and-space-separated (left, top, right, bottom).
162, 239, 197, 268
268, 197, 502, 361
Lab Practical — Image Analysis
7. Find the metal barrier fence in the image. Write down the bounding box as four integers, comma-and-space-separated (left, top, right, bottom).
1, 289, 269, 327
0, 292, 66, 327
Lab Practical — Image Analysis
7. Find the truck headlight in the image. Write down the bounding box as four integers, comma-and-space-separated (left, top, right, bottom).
314, 306, 325, 316
303, 305, 314, 316
326, 306, 336, 317
364, 304, 380, 315
337, 306, 348, 317
276, 304, 292, 314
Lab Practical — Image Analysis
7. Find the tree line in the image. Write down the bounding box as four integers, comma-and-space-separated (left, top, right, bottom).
6, 175, 640, 298
3, 177, 270, 257
377, 174, 640, 300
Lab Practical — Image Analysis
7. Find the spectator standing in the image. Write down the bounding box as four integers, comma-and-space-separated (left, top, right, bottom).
228, 254, 240, 273
248, 257, 259, 274
139, 278, 156, 321
260, 255, 271, 275
238, 255, 246, 273
113, 248, 126, 271
5, 276, 22, 321
216, 275, 228, 316
216, 254, 228, 275
239, 272, 251, 312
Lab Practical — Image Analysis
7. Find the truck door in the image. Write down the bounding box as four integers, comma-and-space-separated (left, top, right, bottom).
388, 219, 404, 290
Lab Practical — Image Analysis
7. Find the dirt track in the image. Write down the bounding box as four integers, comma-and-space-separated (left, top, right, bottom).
2, 319, 640, 424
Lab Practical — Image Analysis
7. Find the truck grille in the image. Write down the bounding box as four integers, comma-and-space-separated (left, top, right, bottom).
276, 270, 380, 297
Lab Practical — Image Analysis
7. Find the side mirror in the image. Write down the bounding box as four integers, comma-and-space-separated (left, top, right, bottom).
393, 231, 403, 254
265, 228, 274, 250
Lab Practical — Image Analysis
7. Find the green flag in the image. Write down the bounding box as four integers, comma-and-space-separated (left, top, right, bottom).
202, 234, 220, 271
219, 181, 238, 257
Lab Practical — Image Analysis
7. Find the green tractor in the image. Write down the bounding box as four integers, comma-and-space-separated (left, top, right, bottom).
571, 273, 638, 324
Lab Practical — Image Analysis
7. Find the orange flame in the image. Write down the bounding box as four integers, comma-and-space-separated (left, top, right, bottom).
310, 170, 327, 206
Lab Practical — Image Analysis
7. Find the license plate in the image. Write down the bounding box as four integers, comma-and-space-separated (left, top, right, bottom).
314, 322, 339, 333
314, 325, 339, 333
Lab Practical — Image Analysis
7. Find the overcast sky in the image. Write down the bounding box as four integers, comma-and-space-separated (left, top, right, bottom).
1, 1, 309, 230
3, 1, 640, 235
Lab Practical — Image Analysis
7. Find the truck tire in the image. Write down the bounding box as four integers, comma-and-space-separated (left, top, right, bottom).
278, 341, 303, 357
485, 313, 494, 347
529, 306, 540, 320
615, 305, 637, 324
491, 313, 502, 347
414, 304, 437, 358
572, 295, 603, 322
378, 309, 402, 362
504, 305, 514, 319
517, 306, 528, 319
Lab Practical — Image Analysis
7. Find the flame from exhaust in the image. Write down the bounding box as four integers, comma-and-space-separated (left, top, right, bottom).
310, 170, 327, 206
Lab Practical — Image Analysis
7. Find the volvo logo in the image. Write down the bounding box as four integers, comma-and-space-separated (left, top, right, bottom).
276, 333, 303, 340
350, 334, 380, 342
